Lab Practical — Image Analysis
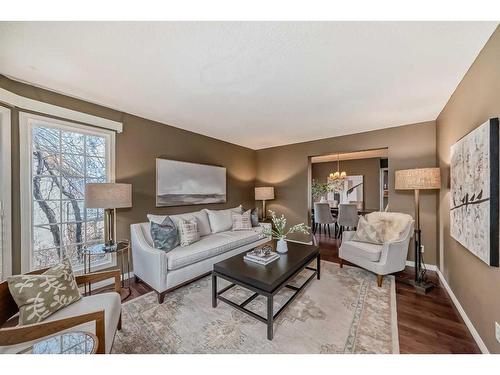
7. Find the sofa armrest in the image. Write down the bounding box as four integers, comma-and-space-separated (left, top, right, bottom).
130, 223, 169, 293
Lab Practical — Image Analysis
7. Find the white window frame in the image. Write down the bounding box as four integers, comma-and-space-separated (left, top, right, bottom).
19, 112, 116, 273
0, 105, 12, 280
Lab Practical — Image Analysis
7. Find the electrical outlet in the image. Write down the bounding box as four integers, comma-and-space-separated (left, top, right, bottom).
496, 322, 500, 343
420, 245, 425, 253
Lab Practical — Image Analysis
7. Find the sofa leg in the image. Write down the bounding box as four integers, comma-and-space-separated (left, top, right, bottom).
377, 274, 383, 287
339, 258, 343, 268
157, 291, 166, 304
117, 313, 122, 330
134, 275, 140, 283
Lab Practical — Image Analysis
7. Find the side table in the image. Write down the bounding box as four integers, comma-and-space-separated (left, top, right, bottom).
83, 240, 131, 301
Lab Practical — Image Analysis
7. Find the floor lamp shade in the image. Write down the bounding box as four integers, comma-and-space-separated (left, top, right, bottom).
395, 168, 441, 190
85, 183, 132, 209
255, 187, 275, 220
85, 183, 132, 246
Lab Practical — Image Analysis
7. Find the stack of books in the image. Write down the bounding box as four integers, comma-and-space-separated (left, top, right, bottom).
244, 249, 280, 265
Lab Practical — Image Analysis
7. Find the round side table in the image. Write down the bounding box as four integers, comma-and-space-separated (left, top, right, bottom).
19, 331, 98, 354
83, 240, 131, 301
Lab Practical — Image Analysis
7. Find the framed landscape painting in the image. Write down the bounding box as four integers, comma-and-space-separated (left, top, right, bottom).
450, 118, 499, 267
156, 159, 226, 207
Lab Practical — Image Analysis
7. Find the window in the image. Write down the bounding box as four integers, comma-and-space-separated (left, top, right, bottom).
20, 113, 115, 272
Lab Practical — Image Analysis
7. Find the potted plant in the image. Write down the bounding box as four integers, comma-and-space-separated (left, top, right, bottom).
262, 210, 310, 253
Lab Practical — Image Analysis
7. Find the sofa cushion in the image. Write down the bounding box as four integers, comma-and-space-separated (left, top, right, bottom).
341, 240, 383, 262
166, 229, 261, 270
204, 206, 243, 233
0, 292, 121, 354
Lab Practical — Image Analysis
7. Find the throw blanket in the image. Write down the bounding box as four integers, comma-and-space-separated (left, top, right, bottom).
355, 212, 413, 244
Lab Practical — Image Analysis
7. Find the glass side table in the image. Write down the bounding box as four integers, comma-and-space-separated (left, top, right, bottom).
19, 331, 98, 354
82, 239, 131, 301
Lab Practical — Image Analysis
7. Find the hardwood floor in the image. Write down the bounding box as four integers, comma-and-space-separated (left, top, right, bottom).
97, 234, 480, 354
317, 233, 480, 353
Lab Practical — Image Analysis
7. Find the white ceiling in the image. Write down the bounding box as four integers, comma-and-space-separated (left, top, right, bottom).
0, 22, 497, 149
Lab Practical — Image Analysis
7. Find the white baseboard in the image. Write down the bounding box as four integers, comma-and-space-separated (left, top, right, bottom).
436, 269, 489, 354
405, 260, 438, 271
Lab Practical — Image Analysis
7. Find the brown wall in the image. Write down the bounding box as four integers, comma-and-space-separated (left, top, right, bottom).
0, 75, 257, 274
312, 158, 381, 211
256, 121, 438, 264
436, 26, 500, 353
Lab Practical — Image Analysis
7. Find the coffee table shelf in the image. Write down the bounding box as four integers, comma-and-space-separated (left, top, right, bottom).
212, 241, 320, 340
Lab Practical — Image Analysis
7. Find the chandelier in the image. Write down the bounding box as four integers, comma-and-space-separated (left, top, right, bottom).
329, 153, 347, 180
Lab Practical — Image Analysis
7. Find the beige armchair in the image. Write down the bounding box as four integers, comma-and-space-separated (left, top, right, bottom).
0, 269, 122, 354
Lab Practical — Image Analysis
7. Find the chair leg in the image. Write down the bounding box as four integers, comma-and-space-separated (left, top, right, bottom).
377, 274, 383, 287
327, 224, 331, 237
157, 291, 166, 304
117, 312, 122, 330
339, 258, 343, 268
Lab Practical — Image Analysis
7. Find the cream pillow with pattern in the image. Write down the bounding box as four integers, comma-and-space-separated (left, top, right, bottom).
232, 209, 253, 230
178, 218, 200, 246
7, 258, 82, 325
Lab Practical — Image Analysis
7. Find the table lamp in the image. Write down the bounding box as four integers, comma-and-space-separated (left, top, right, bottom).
395, 167, 440, 293
85, 183, 132, 250
255, 187, 275, 220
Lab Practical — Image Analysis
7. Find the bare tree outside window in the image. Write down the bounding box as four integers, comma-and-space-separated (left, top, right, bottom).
31, 123, 110, 270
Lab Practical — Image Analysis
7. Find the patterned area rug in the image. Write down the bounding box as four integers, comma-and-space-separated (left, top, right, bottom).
113, 261, 399, 354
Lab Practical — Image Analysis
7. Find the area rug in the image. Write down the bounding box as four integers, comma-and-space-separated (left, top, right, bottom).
112, 261, 399, 354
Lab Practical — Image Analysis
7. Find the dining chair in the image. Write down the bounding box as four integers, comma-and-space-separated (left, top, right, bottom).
349, 200, 364, 210
337, 203, 359, 239
313, 202, 337, 237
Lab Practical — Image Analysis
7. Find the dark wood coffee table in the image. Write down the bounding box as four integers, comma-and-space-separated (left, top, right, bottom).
212, 241, 320, 340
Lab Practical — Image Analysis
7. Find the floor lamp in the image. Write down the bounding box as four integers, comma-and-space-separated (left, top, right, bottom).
395, 168, 441, 294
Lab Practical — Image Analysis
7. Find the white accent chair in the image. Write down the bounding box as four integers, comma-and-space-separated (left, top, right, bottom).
339, 219, 414, 287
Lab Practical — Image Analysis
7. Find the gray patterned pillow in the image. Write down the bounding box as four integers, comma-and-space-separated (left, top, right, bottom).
150, 216, 179, 251
232, 209, 253, 230
178, 218, 200, 246
352, 216, 382, 244
7, 258, 82, 325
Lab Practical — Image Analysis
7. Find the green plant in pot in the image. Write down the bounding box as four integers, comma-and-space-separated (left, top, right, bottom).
262, 210, 310, 253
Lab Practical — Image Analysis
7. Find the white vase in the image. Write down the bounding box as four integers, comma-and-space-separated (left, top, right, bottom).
277, 238, 288, 253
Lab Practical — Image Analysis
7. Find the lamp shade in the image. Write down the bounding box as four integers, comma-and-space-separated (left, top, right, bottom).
255, 187, 275, 200
395, 168, 441, 190
85, 183, 132, 209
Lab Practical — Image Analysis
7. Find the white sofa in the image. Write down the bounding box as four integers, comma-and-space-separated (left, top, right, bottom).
131, 208, 270, 303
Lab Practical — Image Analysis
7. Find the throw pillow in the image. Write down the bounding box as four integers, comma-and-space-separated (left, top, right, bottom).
232, 209, 253, 230
352, 216, 383, 244
150, 216, 179, 251
7, 259, 82, 325
178, 218, 200, 246
250, 208, 259, 227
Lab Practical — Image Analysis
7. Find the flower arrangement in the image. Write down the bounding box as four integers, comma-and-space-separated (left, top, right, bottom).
262, 210, 310, 240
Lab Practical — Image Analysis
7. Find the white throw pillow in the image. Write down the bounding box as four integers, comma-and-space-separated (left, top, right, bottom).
205, 206, 243, 233
178, 218, 200, 246
232, 209, 253, 231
